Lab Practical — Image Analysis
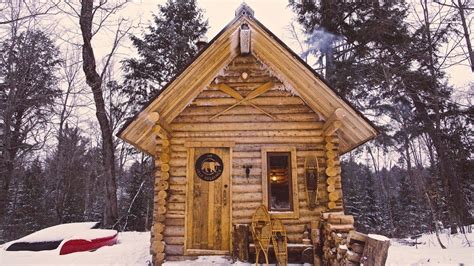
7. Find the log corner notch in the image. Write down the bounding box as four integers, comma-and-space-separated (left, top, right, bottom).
322, 108, 346, 137
150, 111, 171, 266
147, 111, 171, 141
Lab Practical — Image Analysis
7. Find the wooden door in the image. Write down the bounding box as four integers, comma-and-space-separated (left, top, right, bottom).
186, 147, 231, 253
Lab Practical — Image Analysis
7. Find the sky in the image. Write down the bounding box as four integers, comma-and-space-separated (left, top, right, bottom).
103, 0, 472, 89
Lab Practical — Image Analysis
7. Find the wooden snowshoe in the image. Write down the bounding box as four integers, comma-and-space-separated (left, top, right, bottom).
251, 205, 272, 265
271, 219, 288, 266
304, 155, 320, 210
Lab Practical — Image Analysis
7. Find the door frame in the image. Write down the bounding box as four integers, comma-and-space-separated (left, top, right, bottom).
184, 141, 235, 255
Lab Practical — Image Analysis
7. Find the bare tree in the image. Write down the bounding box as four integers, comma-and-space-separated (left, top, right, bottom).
0, 0, 60, 25
75, 0, 130, 227
434, 0, 474, 72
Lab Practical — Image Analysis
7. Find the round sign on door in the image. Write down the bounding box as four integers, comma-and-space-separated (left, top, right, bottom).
195, 153, 224, 181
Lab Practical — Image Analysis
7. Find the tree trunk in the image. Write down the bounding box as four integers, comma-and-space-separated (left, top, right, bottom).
79, 0, 118, 227
360, 234, 390, 266
457, 0, 474, 72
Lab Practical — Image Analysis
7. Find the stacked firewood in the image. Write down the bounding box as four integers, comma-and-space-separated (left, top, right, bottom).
320, 212, 355, 265
338, 230, 368, 265
317, 212, 390, 266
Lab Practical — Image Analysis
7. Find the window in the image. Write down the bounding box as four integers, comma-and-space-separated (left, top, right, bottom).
267, 152, 292, 211
262, 147, 299, 219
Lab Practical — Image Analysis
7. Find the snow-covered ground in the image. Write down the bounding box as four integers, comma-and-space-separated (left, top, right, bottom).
388, 230, 473, 265
0, 230, 472, 265
0, 232, 152, 265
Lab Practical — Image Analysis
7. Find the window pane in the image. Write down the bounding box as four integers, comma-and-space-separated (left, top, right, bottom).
268, 152, 292, 211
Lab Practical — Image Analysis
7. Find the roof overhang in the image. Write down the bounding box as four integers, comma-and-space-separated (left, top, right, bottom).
118, 12, 379, 155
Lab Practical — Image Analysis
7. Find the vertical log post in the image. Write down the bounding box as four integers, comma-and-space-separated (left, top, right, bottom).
310, 220, 322, 266
233, 224, 250, 262
151, 123, 170, 266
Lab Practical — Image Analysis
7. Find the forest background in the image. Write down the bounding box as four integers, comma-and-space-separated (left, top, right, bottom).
0, 0, 472, 244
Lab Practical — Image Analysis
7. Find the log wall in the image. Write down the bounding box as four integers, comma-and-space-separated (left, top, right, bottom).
151, 55, 344, 261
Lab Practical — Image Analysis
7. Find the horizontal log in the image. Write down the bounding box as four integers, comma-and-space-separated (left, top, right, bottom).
324, 223, 354, 233
164, 236, 185, 245
232, 176, 261, 185
165, 211, 185, 219
168, 202, 185, 211
168, 194, 186, 203
328, 214, 354, 225
232, 201, 262, 210
329, 191, 341, 202
172, 129, 323, 138
171, 122, 323, 132
165, 244, 184, 255
179, 105, 315, 116
151, 232, 163, 242
191, 96, 304, 106
233, 184, 262, 193
165, 218, 185, 226
164, 226, 185, 237
348, 231, 368, 243
232, 192, 263, 203
233, 143, 335, 152
171, 136, 325, 144
174, 113, 321, 123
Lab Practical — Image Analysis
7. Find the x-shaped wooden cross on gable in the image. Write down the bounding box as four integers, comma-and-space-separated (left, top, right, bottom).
209, 82, 275, 120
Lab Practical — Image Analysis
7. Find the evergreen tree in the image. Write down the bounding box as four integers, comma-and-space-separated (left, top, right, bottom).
45, 125, 90, 223
122, 161, 153, 231
122, 0, 208, 113
3, 159, 48, 240
0, 30, 61, 225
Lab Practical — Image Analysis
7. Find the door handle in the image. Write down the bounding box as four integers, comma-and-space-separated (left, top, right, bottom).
223, 184, 228, 206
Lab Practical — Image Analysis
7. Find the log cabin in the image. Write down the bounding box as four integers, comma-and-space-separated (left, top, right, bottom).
117, 4, 378, 265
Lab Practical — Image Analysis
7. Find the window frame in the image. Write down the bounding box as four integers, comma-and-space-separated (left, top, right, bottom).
261, 147, 299, 219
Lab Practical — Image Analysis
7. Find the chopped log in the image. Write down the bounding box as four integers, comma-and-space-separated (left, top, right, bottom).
328, 191, 341, 202
345, 250, 361, 263
161, 139, 170, 147
327, 185, 336, 192
155, 241, 165, 253
161, 146, 171, 154
234, 224, 250, 262
327, 214, 354, 225
165, 244, 184, 255
325, 136, 334, 143
327, 201, 343, 210
326, 150, 336, 160
161, 171, 170, 180
155, 214, 166, 222
157, 190, 168, 199
350, 242, 364, 254
324, 223, 354, 232
154, 233, 164, 241
326, 175, 340, 185
322, 211, 343, 220
157, 180, 169, 191
161, 163, 170, 172
154, 223, 165, 233
160, 153, 170, 163
325, 167, 338, 177
360, 234, 390, 266
155, 253, 165, 265
347, 230, 368, 243
157, 206, 167, 215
